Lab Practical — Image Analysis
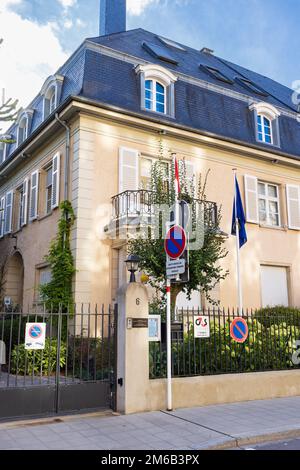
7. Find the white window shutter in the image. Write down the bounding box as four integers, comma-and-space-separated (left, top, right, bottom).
22, 178, 29, 226
4, 190, 14, 234
286, 185, 300, 230
244, 175, 259, 224
0, 196, 5, 238
51, 152, 60, 209
119, 147, 139, 193
29, 171, 39, 221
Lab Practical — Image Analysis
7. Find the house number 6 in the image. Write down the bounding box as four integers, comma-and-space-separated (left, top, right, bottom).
136, 298, 140, 306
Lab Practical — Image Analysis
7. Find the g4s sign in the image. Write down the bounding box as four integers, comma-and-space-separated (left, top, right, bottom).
194, 316, 210, 339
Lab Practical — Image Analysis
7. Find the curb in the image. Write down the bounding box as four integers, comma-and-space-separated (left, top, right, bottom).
207, 428, 300, 450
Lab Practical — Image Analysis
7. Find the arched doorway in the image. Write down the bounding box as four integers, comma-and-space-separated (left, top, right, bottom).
2, 252, 24, 310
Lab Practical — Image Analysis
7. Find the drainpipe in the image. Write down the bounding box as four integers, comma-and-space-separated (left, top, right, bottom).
55, 113, 70, 201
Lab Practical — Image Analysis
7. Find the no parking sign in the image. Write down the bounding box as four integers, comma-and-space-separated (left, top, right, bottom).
25, 323, 46, 350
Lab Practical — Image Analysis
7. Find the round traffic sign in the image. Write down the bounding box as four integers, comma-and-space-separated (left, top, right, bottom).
165, 225, 187, 260
29, 324, 43, 339
230, 317, 248, 344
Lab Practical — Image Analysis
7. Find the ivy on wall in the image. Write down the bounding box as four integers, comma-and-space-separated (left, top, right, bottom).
40, 201, 76, 312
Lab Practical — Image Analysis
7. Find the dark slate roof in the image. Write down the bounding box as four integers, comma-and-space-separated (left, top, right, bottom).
2, 28, 300, 168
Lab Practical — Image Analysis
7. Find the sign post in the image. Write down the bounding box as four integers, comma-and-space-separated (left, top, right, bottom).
164, 224, 188, 411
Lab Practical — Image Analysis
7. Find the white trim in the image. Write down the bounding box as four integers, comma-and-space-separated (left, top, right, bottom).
29, 170, 39, 222
249, 102, 281, 119
22, 178, 29, 227
257, 114, 273, 145
51, 152, 60, 209
135, 63, 177, 84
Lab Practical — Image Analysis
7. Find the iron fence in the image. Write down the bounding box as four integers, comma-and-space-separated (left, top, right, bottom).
0, 304, 117, 388
149, 308, 300, 379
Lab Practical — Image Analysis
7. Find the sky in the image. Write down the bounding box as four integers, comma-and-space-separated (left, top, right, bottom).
0, 0, 300, 113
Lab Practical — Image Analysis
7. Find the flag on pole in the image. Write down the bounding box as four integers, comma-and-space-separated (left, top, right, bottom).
174, 155, 181, 197
231, 176, 247, 248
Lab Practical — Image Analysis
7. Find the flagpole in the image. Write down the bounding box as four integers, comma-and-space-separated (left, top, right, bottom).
233, 169, 243, 313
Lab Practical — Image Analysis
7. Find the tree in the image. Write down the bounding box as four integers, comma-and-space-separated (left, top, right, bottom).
128, 142, 229, 309
0, 39, 19, 142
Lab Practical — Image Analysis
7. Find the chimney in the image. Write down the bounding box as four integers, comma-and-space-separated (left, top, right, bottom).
100, 0, 126, 36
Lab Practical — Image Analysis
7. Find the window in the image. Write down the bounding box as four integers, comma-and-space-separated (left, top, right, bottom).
41, 74, 64, 120
200, 65, 233, 85
17, 117, 28, 146
46, 166, 53, 214
257, 115, 272, 144
37, 267, 52, 301
136, 64, 177, 118
236, 77, 268, 96
142, 41, 179, 65
249, 102, 281, 147
158, 36, 186, 51
29, 171, 39, 222
145, 80, 166, 114
0, 142, 4, 164
18, 179, 28, 229
0, 196, 5, 238
4, 191, 14, 234
258, 181, 281, 227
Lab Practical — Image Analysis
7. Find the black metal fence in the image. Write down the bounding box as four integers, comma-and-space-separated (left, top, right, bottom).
0, 304, 117, 419
149, 308, 300, 379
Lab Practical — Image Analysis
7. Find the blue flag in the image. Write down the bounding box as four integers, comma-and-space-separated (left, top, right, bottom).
231, 176, 247, 248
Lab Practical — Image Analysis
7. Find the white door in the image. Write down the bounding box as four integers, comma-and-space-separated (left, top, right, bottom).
260, 265, 289, 307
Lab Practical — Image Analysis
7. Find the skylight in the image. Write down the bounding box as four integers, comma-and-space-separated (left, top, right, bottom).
158, 36, 186, 51
142, 42, 179, 65
235, 77, 268, 97
200, 65, 233, 85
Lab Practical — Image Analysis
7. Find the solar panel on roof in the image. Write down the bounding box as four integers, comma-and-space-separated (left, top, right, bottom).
200, 64, 233, 85
235, 77, 268, 97
142, 42, 179, 65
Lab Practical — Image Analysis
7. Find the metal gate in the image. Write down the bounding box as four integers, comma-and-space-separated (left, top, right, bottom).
0, 304, 118, 420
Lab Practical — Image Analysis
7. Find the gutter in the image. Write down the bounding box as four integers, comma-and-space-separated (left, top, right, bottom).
55, 114, 70, 200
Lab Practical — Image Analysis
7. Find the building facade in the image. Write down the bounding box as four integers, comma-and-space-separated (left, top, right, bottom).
1, 1, 300, 311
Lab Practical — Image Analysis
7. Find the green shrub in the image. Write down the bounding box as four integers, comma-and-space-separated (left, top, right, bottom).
254, 306, 300, 328
11, 338, 66, 376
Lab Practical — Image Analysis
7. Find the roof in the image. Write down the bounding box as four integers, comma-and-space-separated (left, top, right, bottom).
1, 28, 299, 169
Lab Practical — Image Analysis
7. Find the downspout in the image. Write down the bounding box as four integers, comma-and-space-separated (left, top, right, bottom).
55, 113, 70, 201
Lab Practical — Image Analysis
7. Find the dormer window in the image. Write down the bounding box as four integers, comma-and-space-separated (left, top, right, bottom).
18, 117, 28, 145
16, 110, 34, 147
249, 102, 281, 147
41, 74, 64, 120
136, 64, 177, 118
0, 142, 4, 164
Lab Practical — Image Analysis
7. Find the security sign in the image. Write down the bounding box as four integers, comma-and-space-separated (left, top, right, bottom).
25, 323, 46, 350
194, 316, 210, 339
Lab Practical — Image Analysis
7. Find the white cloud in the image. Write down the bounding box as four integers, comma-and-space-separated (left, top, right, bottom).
127, 0, 159, 16
0, 0, 67, 129
57, 0, 76, 9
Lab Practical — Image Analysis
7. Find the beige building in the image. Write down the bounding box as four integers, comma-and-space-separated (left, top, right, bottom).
1, 7, 300, 312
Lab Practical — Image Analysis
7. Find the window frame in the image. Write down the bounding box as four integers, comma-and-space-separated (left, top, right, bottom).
257, 114, 273, 145
258, 181, 281, 228
17, 116, 28, 146
144, 79, 167, 115
44, 163, 53, 215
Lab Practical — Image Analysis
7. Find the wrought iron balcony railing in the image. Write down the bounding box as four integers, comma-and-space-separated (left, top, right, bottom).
111, 190, 218, 228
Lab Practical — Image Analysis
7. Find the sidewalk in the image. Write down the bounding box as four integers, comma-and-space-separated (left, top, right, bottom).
1, 396, 300, 450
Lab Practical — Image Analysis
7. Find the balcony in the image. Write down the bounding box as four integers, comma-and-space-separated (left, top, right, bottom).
106, 189, 218, 239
